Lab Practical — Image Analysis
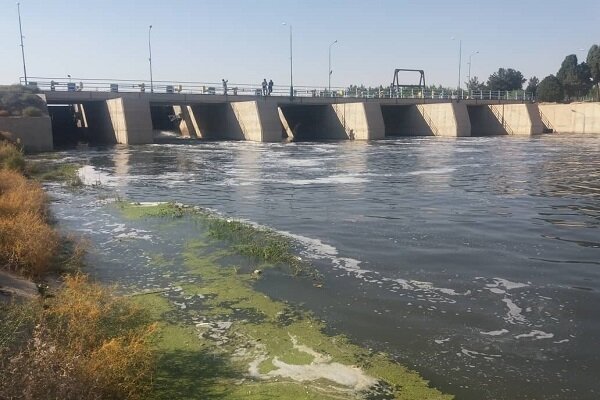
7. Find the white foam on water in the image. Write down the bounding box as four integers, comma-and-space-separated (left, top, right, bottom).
286, 175, 369, 185
114, 228, 153, 241
78, 165, 118, 186
249, 335, 377, 392
480, 329, 509, 336
480, 277, 529, 295
515, 330, 554, 340
277, 158, 322, 168
460, 348, 502, 360
406, 167, 456, 176
502, 298, 527, 324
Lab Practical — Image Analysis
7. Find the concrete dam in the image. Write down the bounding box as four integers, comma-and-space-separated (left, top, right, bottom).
3, 82, 599, 151
43, 90, 551, 144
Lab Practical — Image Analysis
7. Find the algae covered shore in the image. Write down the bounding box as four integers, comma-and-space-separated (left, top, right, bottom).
117, 201, 452, 399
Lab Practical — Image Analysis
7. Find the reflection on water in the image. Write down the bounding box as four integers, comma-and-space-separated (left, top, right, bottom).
49, 134, 600, 400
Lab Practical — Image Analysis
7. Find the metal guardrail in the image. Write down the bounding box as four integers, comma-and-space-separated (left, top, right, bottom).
21, 77, 534, 101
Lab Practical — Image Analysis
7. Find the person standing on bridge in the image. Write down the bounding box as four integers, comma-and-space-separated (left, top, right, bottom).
262, 79, 268, 96
222, 79, 228, 95
268, 79, 273, 95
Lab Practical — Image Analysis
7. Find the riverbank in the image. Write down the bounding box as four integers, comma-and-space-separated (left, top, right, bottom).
1, 144, 453, 399
0, 143, 156, 399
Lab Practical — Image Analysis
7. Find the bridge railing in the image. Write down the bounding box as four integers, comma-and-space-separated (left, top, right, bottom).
21, 77, 533, 101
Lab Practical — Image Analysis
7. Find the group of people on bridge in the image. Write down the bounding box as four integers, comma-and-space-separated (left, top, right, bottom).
261, 79, 274, 96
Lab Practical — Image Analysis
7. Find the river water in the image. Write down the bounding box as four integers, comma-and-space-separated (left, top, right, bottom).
45, 135, 600, 399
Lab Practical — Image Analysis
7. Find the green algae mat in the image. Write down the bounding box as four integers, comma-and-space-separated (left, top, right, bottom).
121, 202, 453, 399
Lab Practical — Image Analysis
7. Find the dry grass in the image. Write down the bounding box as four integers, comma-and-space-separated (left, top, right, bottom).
0, 211, 58, 276
0, 274, 157, 400
0, 169, 55, 277
0, 170, 48, 217
0, 141, 25, 172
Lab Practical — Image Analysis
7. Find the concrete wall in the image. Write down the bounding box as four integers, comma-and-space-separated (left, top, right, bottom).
538, 102, 600, 134
106, 97, 153, 144
489, 104, 544, 135
417, 103, 471, 137
381, 103, 470, 137
468, 104, 544, 136
0, 117, 53, 152
331, 102, 385, 140
230, 101, 282, 142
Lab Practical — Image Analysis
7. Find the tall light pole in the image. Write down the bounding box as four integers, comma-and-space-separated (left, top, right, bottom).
467, 51, 479, 83
451, 37, 462, 91
282, 22, 293, 97
328, 40, 338, 93
148, 25, 153, 93
17, 3, 28, 85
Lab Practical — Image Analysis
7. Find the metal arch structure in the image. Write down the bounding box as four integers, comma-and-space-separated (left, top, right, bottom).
391, 69, 426, 89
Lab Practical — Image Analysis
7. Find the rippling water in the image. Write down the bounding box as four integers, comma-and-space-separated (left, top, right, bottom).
46, 135, 600, 399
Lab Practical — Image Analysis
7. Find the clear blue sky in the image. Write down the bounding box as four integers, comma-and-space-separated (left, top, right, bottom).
0, 0, 598, 88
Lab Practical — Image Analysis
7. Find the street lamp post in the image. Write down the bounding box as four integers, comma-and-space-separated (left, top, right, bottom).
148, 25, 153, 93
451, 37, 462, 91
328, 40, 338, 93
467, 51, 479, 83
17, 3, 28, 85
282, 22, 293, 97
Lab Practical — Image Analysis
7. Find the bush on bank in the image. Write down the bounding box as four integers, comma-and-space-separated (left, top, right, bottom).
0, 274, 157, 400
0, 142, 159, 399
0, 146, 57, 277
0, 84, 46, 117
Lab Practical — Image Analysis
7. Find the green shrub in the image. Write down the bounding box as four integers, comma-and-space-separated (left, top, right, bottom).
0, 85, 47, 116
0, 274, 157, 400
22, 106, 43, 117
0, 142, 25, 171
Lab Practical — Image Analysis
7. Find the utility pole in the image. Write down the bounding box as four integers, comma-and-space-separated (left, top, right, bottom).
457, 39, 462, 91
17, 3, 28, 85
328, 40, 338, 92
148, 25, 153, 93
467, 51, 479, 83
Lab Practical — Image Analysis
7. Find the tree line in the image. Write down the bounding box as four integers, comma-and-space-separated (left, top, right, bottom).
467, 44, 600, 102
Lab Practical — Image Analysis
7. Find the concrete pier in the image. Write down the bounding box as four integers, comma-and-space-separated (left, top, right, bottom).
468, 104, 544, 136
106, 98, 153, 144
332, 103, 385, 140
231, 101, 282, 142
173, 105, 198, 138
381, 103, 470, 137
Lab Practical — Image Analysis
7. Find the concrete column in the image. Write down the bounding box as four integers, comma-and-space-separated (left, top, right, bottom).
230, 101, 282, 142
173, 105, 198, 138
105, 97, 153, 144
278, 107, 294, 140
488, 104, 544, 135
331, 102, 385, 140
417, 103, 471, 137
538, 103, 600, 134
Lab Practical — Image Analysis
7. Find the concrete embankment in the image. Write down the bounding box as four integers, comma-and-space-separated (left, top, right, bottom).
539, 102, 600, 134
